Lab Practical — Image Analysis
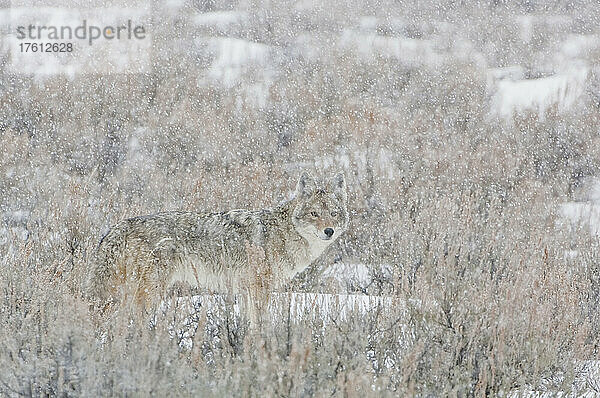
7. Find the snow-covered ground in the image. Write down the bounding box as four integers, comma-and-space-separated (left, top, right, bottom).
192, 10, 248, 32
339, 29, 442, 67
510, 360, 600, 396
490, 67, 588, 120
560, 201, 600, 236
163, 291, 397, 348
488, 28, 597, 121
199, 37, 272, 87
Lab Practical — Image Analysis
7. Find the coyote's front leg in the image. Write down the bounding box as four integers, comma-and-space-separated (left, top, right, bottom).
244, 241, 271, 331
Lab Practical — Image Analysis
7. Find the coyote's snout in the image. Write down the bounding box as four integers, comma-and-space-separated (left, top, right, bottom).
86, 172, 348, 312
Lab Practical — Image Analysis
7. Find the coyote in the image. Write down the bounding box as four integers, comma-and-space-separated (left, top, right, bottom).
86, 172, 348, 313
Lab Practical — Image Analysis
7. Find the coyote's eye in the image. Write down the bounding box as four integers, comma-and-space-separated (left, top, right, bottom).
310, 211, 319, 218
330, 211, 338, 217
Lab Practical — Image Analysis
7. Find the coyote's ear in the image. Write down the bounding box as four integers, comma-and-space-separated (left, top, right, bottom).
330, 173, 347, 199
295, 172, 316, 198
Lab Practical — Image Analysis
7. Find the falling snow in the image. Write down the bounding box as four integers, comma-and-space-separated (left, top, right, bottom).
2, 0, 600, 396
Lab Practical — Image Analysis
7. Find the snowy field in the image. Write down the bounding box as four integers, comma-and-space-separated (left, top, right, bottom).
2, 0, 600, 396
162, 291, 397, 349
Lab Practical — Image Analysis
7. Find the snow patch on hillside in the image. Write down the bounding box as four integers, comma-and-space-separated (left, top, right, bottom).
490, 68, 588, 119
339, 29, 441, 67
559, 202, 600, 236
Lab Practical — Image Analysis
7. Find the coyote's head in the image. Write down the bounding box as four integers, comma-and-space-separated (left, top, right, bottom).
292, 172, 349, 244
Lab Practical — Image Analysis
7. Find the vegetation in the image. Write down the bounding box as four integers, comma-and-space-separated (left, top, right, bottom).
1, 0, 600, 396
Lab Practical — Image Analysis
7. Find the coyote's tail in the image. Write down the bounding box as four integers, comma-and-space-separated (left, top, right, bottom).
85, 224, 126, 306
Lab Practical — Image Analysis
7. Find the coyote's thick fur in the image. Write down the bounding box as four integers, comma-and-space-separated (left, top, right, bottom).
86, 173, 348, 313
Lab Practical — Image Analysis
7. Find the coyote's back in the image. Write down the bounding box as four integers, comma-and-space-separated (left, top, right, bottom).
86, 173, 348, 311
